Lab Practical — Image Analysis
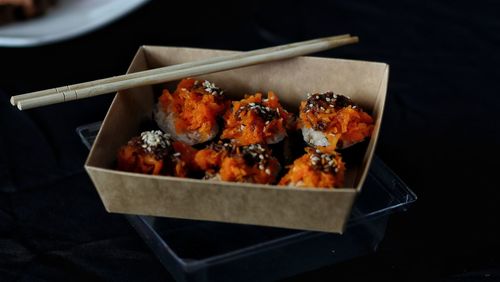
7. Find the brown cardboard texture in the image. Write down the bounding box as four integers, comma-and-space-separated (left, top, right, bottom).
85, 46, 389, 233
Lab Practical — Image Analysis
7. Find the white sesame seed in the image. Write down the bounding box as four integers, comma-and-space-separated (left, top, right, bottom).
265, 168, 271, 175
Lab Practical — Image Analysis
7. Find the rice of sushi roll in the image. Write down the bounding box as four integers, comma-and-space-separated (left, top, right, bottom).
220, 92, 292, 146
299, 92, 374, 151
154, 78, 228, 145
117, 130, 195, 177
278, 147, 345, 188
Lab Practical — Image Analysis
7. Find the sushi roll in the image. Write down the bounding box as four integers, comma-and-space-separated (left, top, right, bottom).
154, 78, 228, 145
170, 139, 198, 178
219, 144, 281, 184
221, 92, 292, 146
299, 92, 374, 151
193, 140, 232, 178
193, 142, 280, 184
278, 147, 345, 188
117, 130, 195, 177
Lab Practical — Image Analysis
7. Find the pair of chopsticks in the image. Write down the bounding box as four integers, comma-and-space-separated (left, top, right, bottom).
11, 34, 358, 110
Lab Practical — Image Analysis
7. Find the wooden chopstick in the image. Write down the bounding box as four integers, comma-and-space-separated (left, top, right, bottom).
14, 35, 358, 110
10, 34, 352, 106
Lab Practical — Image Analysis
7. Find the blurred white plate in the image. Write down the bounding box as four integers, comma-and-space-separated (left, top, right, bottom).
0, 0, 149, 47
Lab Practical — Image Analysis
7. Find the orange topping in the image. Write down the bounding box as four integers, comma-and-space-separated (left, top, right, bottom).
171, 141, 198, 177
117, 145, 165, 175
116, 130, 199, 177
221, 92, 290, 145
219, 154, 280, 184
193, 142, 280, 184
158, 78, 228, 140
193, 141, 231, 172
299, 92, 374, 149
279, 148, 345, 188
116, 130, 172, 175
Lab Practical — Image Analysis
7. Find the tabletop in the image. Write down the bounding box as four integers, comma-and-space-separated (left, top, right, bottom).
1, 1, 499, 281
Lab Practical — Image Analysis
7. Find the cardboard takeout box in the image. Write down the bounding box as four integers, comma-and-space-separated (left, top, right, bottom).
84, 46, 389, 233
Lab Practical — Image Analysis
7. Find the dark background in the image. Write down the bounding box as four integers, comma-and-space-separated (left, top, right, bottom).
1, 1, 499, 281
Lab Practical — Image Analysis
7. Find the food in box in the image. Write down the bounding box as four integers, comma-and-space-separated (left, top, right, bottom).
85, 46, 388, 233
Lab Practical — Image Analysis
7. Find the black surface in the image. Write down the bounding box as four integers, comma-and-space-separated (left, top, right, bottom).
1, 1, 499, 281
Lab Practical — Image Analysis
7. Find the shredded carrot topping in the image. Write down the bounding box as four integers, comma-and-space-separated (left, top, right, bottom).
171, 141, 198, 177
117, 132, 170, 175
117, 145, 165, 175
192, 141, 231, 174
116, 131, 199, 177
279, 147, 345, 188
219, 154, 280, 184
221, 92, 289, 145
158, 78, 228, 141
298, 93, 374, 149
192, 142, 280, 184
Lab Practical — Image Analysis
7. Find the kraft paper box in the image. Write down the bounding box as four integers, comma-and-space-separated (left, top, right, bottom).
85, 46, 388, 233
